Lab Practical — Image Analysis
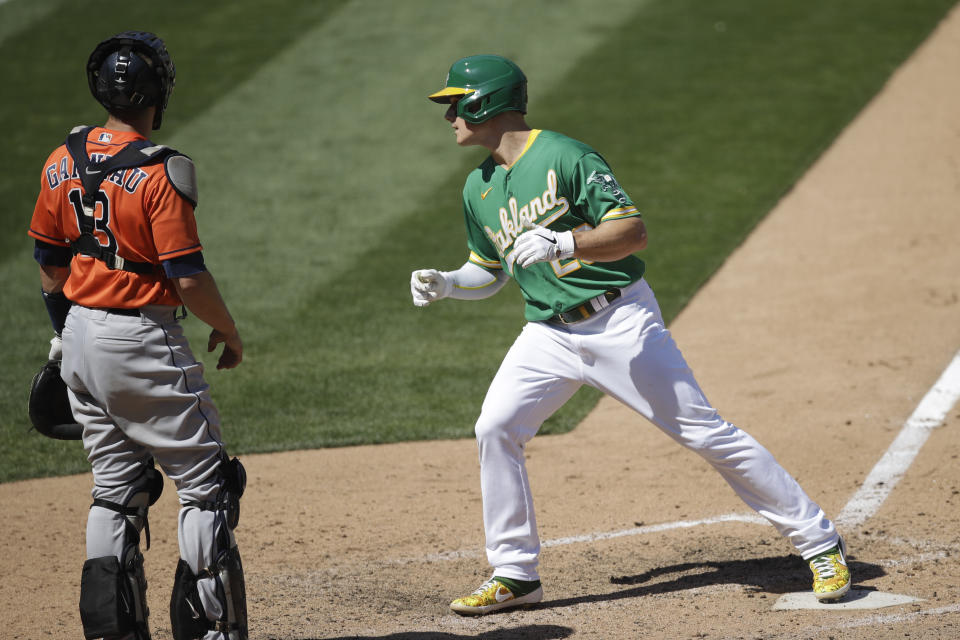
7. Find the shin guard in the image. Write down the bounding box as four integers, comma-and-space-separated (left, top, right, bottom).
171, 455, 248, 639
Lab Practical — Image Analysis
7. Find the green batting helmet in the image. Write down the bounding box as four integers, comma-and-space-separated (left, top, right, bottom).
429, 54, 527, 124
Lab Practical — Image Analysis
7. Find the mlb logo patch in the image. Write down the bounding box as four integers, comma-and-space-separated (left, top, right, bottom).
98, 132, 113, 143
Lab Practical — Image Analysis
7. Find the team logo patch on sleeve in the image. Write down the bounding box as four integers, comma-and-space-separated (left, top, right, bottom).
587, 170, 628, 204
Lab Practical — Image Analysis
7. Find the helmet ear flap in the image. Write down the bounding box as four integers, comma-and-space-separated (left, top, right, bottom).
458, 94, 485, 121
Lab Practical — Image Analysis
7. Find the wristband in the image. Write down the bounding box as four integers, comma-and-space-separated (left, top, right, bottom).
556, 230, 576, 260
42, 290, 72, 334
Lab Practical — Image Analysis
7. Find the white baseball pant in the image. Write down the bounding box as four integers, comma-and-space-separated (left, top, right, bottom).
61, 304, 230, 639
475, 278, 839, 581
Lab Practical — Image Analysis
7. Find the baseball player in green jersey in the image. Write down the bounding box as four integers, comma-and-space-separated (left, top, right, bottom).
411, 55, 852, 615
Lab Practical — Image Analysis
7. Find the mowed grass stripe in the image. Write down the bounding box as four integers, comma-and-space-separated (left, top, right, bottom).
0, 0, 60, 47
168, 0, 647, 453
545, 0, 959, 322
1, 0, 955, 481
0, 0, 644, 480
200, 1, 957, 452
0, 0, 349, 481
167, 0, 646, 320
0, 0, 350, 259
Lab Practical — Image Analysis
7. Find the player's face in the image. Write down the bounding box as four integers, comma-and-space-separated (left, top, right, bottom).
444, 97, 482, 147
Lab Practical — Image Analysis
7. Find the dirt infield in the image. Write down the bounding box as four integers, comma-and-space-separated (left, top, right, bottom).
4, 6, 960, 640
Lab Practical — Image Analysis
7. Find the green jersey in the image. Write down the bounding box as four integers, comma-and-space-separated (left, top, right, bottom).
463, 129, 645, 321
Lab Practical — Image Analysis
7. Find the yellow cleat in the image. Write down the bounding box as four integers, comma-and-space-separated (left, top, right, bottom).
450, 576, 543, 615
809, 539, 852, 601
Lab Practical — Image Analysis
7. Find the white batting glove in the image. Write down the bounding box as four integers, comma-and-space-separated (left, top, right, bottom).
48, 333, 63, 361
410, 269, 453, 307
513, 219, 575, 268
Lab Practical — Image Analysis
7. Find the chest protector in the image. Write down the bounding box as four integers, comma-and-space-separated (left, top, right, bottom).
65, 126, 179, 274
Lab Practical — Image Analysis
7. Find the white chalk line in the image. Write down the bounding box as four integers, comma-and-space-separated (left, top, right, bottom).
876, 549, 950, 568
393, 350, 960, 567
541, 512, 768, 548
403, 514, 768, 565
815, 603, 960, 632
837, 349, 960, 530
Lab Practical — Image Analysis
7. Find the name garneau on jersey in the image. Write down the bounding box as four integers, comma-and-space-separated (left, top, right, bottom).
45, 151, 150, 195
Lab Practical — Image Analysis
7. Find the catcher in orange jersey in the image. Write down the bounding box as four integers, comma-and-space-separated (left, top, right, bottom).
28, 31, 247, 640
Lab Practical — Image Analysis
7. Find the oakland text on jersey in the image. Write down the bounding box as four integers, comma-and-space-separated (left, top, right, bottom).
484, 169, 569, 256
44, 153, 150, 194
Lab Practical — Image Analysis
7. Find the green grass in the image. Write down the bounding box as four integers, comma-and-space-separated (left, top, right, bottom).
1, 0, 954, 482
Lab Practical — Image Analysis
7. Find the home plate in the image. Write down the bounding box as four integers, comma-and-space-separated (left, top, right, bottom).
773, 588, 922, 610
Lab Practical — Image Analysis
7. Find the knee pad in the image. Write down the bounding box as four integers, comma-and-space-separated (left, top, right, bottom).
80, 460, 163, 640
79, 545, 150, 640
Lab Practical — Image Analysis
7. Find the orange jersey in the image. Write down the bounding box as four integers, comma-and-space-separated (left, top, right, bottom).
29, 127, 201, 308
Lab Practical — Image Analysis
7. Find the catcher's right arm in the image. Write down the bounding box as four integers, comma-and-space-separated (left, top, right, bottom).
28, 359, 82, 440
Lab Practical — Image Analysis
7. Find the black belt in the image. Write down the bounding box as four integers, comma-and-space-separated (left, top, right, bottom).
103, 307, 141, 316
548, 289, 622, 325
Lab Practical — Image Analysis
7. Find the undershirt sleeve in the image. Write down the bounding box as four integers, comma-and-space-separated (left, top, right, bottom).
445, 260, 509, 300
162, 250, 207, 278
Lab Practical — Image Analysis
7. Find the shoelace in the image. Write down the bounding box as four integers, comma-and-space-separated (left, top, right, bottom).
473, 579, 499, 595
811, 554, 837, 579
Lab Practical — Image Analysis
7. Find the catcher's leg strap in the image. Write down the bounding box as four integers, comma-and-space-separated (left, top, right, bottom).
92, 461, 164, 549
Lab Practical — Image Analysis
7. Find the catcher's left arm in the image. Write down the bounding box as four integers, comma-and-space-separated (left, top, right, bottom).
29, 263, 81, 440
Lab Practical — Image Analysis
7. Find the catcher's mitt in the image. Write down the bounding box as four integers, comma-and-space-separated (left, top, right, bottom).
28, 360, 82, 440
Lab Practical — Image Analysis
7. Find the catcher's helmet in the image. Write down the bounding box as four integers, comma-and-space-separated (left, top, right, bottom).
87, 31, 176, 130
429, 54, 527, 124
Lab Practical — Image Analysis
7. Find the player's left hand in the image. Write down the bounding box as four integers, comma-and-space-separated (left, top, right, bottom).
411, 269, 453, 307
47, 333, 63, 361
513, 219, 575, 268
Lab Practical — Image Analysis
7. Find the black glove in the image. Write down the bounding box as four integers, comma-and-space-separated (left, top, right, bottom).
28, 360, 82, 440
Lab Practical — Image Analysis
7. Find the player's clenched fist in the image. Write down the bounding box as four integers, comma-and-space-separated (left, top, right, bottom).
513, 219, 575, 268
411, 269, 453, 307
208, 328, 243, 370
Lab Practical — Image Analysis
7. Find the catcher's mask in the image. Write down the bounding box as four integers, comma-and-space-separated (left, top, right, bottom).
428, 54, 527, 124
87, 31, 176, 130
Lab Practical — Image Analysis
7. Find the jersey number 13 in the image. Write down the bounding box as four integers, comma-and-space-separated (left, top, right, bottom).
68, 188, 117, 253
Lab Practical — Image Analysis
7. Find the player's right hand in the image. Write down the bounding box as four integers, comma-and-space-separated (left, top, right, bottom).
410, 269, 452, 307
208, 328, 243, 370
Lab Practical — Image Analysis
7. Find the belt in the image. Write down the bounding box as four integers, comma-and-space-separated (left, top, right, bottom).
102, 307, 141, 317
548, 289, 622, 325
